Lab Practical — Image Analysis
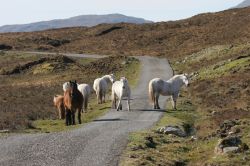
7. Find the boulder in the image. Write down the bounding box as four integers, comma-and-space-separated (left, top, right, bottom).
215, 136, 248, 154
223, 147, 239, 153
158, 125, 187, 137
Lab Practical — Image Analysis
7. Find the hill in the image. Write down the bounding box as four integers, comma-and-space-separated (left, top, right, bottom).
234, 0, 250, 8
0, 7, 250, 60
0, 14, 152, 33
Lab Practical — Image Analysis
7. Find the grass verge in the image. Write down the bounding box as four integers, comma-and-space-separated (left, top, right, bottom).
120, 43, 250, 166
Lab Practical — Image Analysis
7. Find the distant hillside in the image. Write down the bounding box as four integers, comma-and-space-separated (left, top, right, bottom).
0, 14, 152, 33
0, 7, 250, 60
234, 0, 250, 8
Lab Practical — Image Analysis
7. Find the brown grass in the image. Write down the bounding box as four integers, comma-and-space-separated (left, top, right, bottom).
0, 7, 250, 60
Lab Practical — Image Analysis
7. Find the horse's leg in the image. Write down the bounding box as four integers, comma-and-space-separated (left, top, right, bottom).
153, 95, 156, 109
72, 111, 76, 125
155, 93, 160, 109
171, 94, 178, 110
117, 99, 121, 111
99, 90, 103, 104
65, 109, 70, 126
111, 94, 116, 109
119, 102, 122, 110
78, 109, 82, 124
85, 97, 88, 113
58, 106, 62, 119
103, 92, 106, 103
153, 92, 157, 109
114, 95, 117, 109
97, 91, 100, 104
127, 98, 130, 111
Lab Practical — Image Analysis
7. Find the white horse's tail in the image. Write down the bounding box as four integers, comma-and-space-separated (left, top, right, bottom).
148, 80, 154, 104
83, 96, 88, 111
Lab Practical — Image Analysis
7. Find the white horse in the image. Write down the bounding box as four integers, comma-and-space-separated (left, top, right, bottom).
148, 74, 189, 110
77, 84, 92, 112
111, 77, 131, 111
63, 82, 91, 112
93, 74, 115, 104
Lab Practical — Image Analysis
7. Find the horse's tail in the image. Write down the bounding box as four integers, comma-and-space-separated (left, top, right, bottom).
148, 80, 154, 104
83, 96, 88, 111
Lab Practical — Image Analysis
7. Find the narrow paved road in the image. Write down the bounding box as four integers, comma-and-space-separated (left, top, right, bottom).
0, 55, 173, 166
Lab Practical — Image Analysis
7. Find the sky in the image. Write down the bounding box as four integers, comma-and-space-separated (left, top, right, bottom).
0, 0, 244, 26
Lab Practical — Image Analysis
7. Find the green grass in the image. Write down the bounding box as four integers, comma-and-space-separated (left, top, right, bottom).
25, 100, 111, 133
198, 56, 250, 80
115, 57, 141, 88
120, 95, 198, 166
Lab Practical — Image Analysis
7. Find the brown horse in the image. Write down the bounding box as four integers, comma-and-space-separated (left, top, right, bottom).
53, 95, 65, 119
64, 80, 83, 125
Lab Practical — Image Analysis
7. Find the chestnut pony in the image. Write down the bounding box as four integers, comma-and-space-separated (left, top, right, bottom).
53, 95, 65, 119
64, 80, 83, 125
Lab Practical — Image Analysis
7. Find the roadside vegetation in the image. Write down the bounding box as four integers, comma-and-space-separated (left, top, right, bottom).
0, 52, 140, 133
120, 43, 250, 166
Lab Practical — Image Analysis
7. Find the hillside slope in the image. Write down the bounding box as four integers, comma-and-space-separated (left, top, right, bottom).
0, 7, 250, 60
0, 14, 152, 33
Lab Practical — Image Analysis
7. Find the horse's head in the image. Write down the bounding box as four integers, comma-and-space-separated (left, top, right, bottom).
68, 80, 78, 97
109, 74, 115, 83
182, 74, 189, 87
120, 77, 128, 89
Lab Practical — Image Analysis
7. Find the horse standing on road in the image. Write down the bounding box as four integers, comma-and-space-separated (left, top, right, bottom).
111, 77, 131, 111
64, 80, 83, 125
148, 74, 189, 110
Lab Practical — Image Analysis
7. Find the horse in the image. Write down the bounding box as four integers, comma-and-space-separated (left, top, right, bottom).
111, 77, 131, 111
148, 74, 189, 110
77, 83, 91, 112
64, 80, 83, 125
93, 74, 115, 104
63, 82, 71, 92
53, 95, 65, 119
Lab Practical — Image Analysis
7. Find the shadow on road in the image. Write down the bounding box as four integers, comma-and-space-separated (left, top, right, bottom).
93, 118, 127, 122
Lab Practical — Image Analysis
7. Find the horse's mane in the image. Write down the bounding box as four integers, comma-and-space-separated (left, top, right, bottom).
101, 74, 114, 83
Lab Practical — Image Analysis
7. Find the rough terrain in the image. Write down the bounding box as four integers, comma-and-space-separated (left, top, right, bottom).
0, 55, 173, 166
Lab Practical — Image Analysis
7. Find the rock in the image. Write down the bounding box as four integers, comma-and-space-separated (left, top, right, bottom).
163, 125, 187, 137
223, 147, 239, 153
217, 120, 240, 137
215, 136, 248, 154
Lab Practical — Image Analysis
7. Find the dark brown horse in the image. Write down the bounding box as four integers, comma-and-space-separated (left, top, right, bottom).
64, 80, 83, 125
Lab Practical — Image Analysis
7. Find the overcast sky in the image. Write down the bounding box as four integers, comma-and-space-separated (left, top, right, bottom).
0, 0, 244, 26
